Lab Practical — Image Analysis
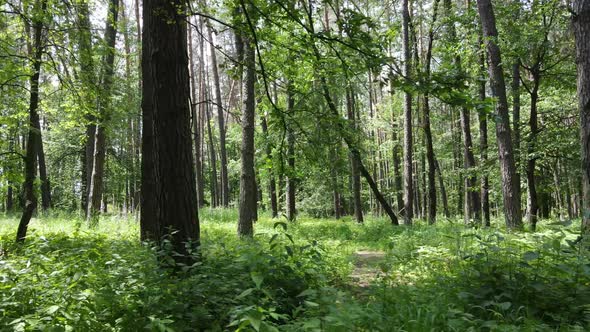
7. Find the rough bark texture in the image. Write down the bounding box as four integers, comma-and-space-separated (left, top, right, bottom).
141, 0, 199, 252
16, 0, 46, 243
87, 0, 119, 224
402, 0, 413, 225
238, 34, 257, 236
477, 0, 522, 229
573, 0, 590, 234
207, 22, 230, 207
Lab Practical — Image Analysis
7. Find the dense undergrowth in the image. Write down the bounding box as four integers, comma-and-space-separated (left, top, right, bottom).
1, 210, 589, 331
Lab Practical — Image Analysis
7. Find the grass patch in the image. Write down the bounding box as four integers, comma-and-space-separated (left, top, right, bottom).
1, 210, 589, 331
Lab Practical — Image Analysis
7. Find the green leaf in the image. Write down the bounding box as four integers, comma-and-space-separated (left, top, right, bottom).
251, 272, 264, 289
45, 305, 60, 315
237, 288, 255, 299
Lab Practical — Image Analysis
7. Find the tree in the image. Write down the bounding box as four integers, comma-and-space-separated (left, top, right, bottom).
237, 0, 257, 236
477, 0, 522, 229
573, 0, 590, 234
206, 21, 230, 207
16, 0, 47, 242
402, 0, 414, 225
86, 0, 119, 224
141, 0, 199, 254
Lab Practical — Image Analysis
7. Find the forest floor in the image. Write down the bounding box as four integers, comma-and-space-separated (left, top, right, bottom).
1, 209, 589, 331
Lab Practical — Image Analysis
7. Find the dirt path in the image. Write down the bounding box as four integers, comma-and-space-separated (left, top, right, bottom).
350, 250, 386, 288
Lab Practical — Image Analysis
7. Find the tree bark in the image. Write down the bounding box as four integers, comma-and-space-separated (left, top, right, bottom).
423, 0, 440, 224
477, 0, 522, 229
238, 28, 257, 236
573, 0, 590, 234
478, 41, 491, 226
141, 0, 199, 255
87, 0, 119, 225
402, 0, 413, 225
526, 71, 540, 230
206, 22, 230, 207
347, 88, 363, 223
261, 115, 278, 217
189, 18, 205, 208
16, 0, 47, 243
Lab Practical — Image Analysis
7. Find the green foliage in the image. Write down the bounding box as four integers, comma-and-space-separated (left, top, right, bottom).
1, 212, 588, 331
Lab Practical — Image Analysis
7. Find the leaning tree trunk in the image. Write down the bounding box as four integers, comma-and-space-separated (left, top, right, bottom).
87, 0, 119, 225
477, 0, 522, 229
141, 0, 199, 255
402, 0, 413, 225
237, 31, 257, 236
206, 22, 230, 207
573, 0, 590, 234
16, 0, 47, 243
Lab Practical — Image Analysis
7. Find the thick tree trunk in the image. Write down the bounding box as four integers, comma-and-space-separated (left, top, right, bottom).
477, 0, 522, 229
16, 0, 46, 243
238, 31, 257, 236
573, 0, 590, 234
141, 0, 199, 255
402, 0, 413, 225
347, 88, 363, 223
206, 22, 230, 207
87, 0, 119, 224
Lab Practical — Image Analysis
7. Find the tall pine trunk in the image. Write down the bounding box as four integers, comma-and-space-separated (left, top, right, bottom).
87, 0, 119, 224
206, 22, 230, 207
141, 0, 199, 255
477, 0, 522, 229
402, 0, 413, 224
572, 0, 590, 234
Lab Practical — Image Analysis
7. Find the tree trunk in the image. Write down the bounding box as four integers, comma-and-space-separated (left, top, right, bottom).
141, 0, 199, 255
460, 106, 480, 224
573, 0, 590, 234
477, 0, 522, 229
16, 0, 46, 243
478, 42, 491, 226
206, 22, 230, 207
189, 18, 205, 208
286, 85, 297, 222
402, 0, 413, 225
38, 137, 51, 211
205, 94, 219, 207
423, 0, 440, 224
526, 73, 540, 230
238, 28, 257, 236
87, 0, 119, 225
75, 0, 96, 215
347, 88, 363, 223
512, 61, 521, 196
434, 158, 450, 218
261, 115, 278, 217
